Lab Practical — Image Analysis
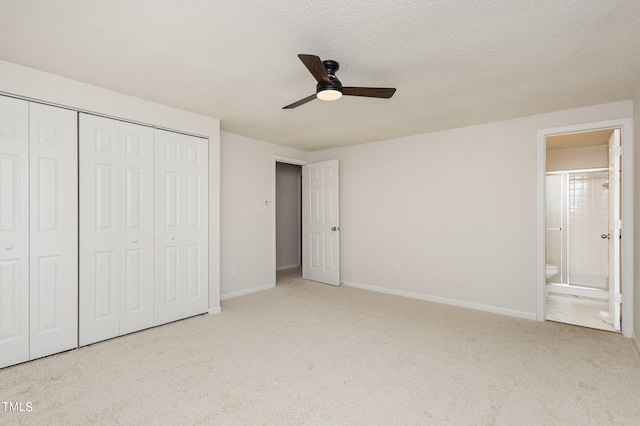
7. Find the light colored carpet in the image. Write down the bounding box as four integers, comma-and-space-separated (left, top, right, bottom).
1, 268, 640, 425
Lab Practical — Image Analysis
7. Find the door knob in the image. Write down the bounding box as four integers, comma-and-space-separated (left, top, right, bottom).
601, 234, 610, 239
331, 226, 340, 231
132, 238, 138, 243
170, 236, 175, 240
5, 244, 13, 250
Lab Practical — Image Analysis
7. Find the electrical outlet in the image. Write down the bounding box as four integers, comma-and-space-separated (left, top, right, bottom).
231, 267, 238, 276
393, 266, 400, 275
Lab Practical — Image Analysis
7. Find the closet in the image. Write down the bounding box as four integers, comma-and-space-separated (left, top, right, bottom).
0, 96, 78, 369
0, 95, 209, 368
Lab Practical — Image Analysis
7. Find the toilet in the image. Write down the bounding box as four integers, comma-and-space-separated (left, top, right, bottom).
546, 264, 559, 280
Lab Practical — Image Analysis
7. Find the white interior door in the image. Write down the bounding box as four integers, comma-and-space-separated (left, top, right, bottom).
0, 96, 29, 368
608, 129, 621, 331
154, 129, 208, 325
79, 114, 122, 345
302, 159, 340, 286
29, 103, 78, 359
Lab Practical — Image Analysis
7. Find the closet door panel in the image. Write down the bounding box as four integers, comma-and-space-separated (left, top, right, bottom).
119, 122, 154, 335
29, 103, 78, 359
79, 114, 121, 346
154, 129, 208, 325
182, 138, 208, 311
154, 129, 184, 325
0, 96, 29, 369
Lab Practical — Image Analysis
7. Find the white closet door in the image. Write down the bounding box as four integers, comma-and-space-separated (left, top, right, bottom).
119, 122, 154, 335
154, 129, 208, 325
80, 115, 155, 345
0, 96, 29, 368
29, 103, 78, 359
79, 114, 121, 346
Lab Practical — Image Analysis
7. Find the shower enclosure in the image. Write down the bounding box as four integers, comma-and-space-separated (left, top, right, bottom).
546, 169, 609, 292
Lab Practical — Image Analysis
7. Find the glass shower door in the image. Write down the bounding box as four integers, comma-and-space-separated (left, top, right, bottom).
567, 171, 609, 289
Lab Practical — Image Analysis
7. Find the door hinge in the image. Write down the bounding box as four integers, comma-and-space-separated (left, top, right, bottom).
614, 146, 622, 156
615, 293, 622, 303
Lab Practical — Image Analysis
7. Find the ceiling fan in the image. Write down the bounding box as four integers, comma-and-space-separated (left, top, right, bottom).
283, 54, 396, 109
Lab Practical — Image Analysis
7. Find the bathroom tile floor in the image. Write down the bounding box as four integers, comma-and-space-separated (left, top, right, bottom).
546, 293, 617, 332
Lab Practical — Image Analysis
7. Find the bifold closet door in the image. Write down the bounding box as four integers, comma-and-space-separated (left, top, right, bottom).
118, 121, 154, 335
79, 114, 154, 346
0, 97, 77, 369
0, 96, 30, 368
29, 103, 78, 360
154, 129, 208, 325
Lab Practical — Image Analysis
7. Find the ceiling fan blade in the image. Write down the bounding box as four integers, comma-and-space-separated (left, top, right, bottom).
298, 54, 330, 85
283, 94, 317, 109
342, 87, 396, 98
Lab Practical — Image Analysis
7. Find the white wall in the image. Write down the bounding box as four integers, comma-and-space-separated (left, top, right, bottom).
0, 60, 222, 312
220, 132, 307, 299
546, 144, 608, 171
634, 87, 640, 353
309, 101, 633, 319
276, 163, 301, 269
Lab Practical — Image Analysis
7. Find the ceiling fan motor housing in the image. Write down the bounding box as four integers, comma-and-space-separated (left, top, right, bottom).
317, 60, 342, 94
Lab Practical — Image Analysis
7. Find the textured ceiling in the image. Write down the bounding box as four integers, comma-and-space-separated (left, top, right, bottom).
1, 0, 639, 151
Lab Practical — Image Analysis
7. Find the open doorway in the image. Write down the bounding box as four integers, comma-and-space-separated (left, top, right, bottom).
537, 118, 633, 337
544, 129, 620, 332
272, 156, 306, 285
275, 161, 302, 281
272, 157, 342, 287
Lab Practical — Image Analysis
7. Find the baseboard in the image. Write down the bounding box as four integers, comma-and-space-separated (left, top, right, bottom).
342, 281, 537, 321
220, 283, 276, 301
208, 306, 222, 315
276, 264, 300, 271
632, 332, 640, 357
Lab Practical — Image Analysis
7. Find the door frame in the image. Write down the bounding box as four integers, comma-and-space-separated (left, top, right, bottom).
536, 118, 634, 337
272, 155, 307, 285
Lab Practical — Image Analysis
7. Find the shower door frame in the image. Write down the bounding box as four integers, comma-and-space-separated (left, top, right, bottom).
536, 118, 634, 338
546, 167, 610, 294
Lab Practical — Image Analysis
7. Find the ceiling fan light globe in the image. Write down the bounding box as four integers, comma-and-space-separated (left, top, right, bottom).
317, 89, 343, 102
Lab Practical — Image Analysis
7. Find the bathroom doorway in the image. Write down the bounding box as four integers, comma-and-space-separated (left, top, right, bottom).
544, 128, 621, 332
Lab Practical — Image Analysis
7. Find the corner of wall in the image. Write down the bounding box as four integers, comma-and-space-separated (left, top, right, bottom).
632, 332, 640, 356
209, 122, 221, 312
633, 87, 640, 342
219, 131, 308, 300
